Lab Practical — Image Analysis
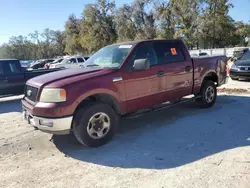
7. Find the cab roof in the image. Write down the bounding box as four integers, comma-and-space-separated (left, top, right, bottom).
111, 39, 184, 46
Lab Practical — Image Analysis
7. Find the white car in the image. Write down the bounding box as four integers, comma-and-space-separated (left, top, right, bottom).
49, 56, 89, 69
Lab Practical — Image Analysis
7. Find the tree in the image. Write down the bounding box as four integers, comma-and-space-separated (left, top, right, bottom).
154, 0, 176, 39
197, 0, 234, 48
170, 0, 203, 49
64, 14, 84, 55
79, 0, 117, 54
233, 21, 250, 46
114, 4, 137, 41
115, 0, 156, 42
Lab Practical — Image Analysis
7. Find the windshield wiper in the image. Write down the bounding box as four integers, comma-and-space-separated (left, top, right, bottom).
86, 64, 100, 67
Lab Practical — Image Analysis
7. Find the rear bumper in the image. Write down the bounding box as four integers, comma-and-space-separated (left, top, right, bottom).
22, 109, 72, 134
230, 70, 250, 78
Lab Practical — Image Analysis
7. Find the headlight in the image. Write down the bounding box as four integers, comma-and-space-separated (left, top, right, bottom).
230, 63, 238, 70
40, 88, 66, 103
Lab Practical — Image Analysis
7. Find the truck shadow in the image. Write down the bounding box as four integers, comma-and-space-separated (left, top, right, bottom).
53, 95, 250, 169
0, 96, 22, 113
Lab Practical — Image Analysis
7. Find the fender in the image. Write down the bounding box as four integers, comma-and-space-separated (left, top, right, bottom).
70, 81, 126, 115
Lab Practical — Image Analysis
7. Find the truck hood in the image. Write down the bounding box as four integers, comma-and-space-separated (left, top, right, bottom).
27, 67, 111, 88
235, 59, 250, 66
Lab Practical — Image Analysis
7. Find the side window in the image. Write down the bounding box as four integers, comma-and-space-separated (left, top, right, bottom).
47, 59, 54, 63
127, 43, 157, 71
153, 42, 185, 64
70, 58, 77, 63
5, 61, 21, 74
77, 58, 84, 63
0, 63, 4, 75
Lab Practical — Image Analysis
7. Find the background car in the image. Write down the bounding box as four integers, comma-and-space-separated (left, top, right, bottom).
230, 49, 250, 80
49, 56, 89, 69
28, 59, 55, 70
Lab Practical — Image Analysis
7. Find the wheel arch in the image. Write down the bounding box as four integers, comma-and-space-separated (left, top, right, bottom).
73, 93, 121, 117
202, 71, 218, 86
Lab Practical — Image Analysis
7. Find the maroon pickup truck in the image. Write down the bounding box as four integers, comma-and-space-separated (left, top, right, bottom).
22, 39, 228, 147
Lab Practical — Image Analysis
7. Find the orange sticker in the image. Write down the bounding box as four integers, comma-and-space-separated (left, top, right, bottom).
171, 48, 177, 55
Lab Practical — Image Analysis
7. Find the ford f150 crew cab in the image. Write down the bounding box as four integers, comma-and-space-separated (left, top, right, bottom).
22, 40, 228, 147
0, 59, 61, 95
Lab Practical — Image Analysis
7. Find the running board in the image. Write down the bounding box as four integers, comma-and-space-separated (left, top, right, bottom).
123, 95, 201, 119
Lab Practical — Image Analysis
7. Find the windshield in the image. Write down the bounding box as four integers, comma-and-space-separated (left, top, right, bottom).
84, 45, 133, 68
238, 51, 250, 60
51, 58, 63, 64
60, 58, 71, 64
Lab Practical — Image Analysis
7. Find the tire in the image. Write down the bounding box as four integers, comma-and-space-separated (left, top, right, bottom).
73, 102, 118, 147
230, 77, 238, 81
195, 81, 217, 108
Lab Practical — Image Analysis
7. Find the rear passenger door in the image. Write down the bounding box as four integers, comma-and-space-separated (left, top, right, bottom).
153, 41, 193, 101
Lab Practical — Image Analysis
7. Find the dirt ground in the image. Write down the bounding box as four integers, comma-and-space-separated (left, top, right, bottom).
0, 79, 250, 188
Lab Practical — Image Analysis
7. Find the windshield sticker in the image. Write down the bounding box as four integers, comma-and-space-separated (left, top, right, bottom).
171, 48, 177, 55
119, 45, 132, 49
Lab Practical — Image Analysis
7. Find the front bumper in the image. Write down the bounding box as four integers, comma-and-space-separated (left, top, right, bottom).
22, 109, 72, 135
230, 70, 250, 79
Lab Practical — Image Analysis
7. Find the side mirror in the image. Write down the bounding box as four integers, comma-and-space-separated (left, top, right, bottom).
133, 59, 150, 71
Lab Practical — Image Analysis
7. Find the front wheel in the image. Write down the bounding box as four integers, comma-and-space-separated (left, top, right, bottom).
73, 102, 118, 147
195, 81, 217, 108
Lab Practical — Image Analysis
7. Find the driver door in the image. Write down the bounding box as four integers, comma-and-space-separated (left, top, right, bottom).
123, 42, 165, 113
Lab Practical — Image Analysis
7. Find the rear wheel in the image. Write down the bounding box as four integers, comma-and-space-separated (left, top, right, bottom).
73, 102, 118, 147
195, 81, 217, 108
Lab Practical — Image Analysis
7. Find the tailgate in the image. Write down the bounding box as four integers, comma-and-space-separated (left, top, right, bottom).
217, 57, 229, 86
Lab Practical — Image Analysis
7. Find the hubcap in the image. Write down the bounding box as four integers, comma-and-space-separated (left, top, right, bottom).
87, 112, 110, 139
205, 86, 215, 103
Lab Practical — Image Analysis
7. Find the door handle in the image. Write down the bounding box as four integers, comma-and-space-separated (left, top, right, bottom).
157, 70, 165, 77
185, 66, 191, 72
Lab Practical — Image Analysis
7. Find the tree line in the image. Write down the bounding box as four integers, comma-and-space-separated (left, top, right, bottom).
1, 0, 250, 60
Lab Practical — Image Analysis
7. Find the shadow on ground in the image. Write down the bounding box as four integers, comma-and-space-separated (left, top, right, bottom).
53, 95, 250, 169
0, 96, 22, 113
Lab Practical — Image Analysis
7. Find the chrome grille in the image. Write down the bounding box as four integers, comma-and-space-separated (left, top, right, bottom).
239, 66, 250, 71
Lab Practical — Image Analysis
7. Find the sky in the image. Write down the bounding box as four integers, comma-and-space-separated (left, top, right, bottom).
0, 0, 250, 44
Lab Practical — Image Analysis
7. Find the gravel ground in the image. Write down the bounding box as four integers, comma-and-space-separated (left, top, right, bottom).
0, 79, 250, 188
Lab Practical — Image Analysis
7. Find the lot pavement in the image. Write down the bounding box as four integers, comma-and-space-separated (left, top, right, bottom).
219, 78, 250, 92
0, 79, 250, 188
